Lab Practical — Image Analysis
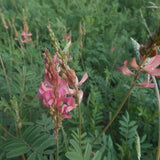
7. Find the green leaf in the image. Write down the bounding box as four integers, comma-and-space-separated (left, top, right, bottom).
27, 152, 37, 160
70, 139, 82, 154
92, 151, 102, 160
32, 134, 50, 148
63, 41, 71, 54
36, 136, 54, 152
84, 143, 92, 160
22, 126, 36, 138
49, 154, 54, 160
65, 152, 83, 160
25, 126, 42, 143
128, 121, 136, 127
5, 141, 27, 150
6, 146, 30, 158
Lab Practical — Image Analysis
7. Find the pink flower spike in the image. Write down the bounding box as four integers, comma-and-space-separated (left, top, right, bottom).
129, 57, 139, 70
117, 60, 134, 76
78, 73, 88, 86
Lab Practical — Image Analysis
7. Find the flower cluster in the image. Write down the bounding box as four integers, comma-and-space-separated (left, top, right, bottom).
38, 51, 75, 120
117, 53, 160, 88
38, 49, 88, 124
21, 31, 32, 43
21, 12, 32, 43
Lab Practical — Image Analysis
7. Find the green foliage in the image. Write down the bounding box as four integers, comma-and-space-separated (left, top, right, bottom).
2, 114, 55, 160
0, 0, 159, 159
65, 139, 102, 160
116, 111, 138, 160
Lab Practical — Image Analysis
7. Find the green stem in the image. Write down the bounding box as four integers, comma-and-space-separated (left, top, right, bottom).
17, 123, 26, 160
78, 102, 81, 146
0, 55, 11, 97
75, 87, 82, 146
61, 126, 68, 152
152, 76, 160, 160
0, 124, 15, 138
91, 71, 141, 145
56, 128, 59, 160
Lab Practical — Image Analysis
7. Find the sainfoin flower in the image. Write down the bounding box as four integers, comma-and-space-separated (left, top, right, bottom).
38, 51, 76, 120
21, 31, 32, 43
117, 55, 160, 88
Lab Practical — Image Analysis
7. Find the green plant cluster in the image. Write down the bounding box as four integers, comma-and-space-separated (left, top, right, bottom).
0, 0, 160, 159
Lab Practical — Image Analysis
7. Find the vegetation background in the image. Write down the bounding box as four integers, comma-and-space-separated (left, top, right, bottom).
0, 0, 160, 159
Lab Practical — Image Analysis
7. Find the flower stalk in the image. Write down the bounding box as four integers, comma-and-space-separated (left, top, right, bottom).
61, 126, 68, 152
47, 26, 88, 147
152, 76, 160, 160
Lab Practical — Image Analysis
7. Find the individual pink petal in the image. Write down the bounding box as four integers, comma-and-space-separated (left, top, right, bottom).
55, 98, 63, 108
28, 32, 32, 36
40, 82, 51, 91
61, 113, 72, 119
78, 73, 88, 86
60, 105, 73, 119
48, 99, 54, 105
37, 93, 43, 99
43, 99, 50, 107
21, 40, 27, 43
66, 97, 76, 108
146, 68, 160, 77
143, 55, 160, 70
117, 60, 134, 75
44, 91, 52, 100
77, 90, 83, 104
137, 74, 154, 88
39, 88, 45, 94
138, 82, 154, 88
58, 88, 66, 97
21, 31, 27, 38
129, 57, 139, 69
53, 55, 59, 63
66, 106, 74, 112
61, 104, 67, 113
